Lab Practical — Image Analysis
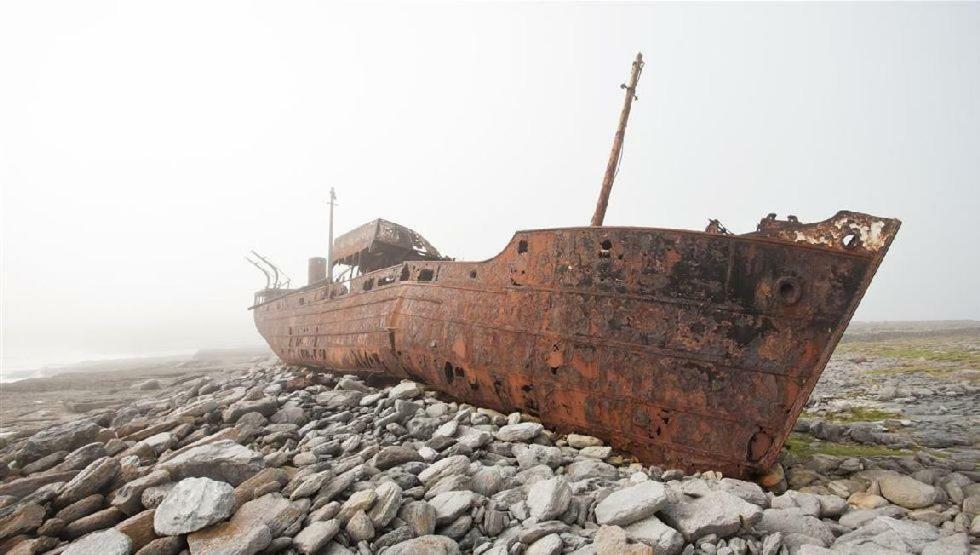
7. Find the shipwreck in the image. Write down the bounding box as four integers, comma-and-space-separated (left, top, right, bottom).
249, 53, 900, 478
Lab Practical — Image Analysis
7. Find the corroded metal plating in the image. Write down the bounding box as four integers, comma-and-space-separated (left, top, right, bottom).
251, 211, 899, 477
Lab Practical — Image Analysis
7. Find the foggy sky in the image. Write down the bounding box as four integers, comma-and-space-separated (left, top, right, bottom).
2, 2, 978, 369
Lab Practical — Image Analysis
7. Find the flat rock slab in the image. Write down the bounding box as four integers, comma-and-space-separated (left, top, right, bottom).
659, 490, 762, 541
158, 439, 264, 486
595, 480, 667, 526
293, 520, 341, 555
63, 528, 132, 555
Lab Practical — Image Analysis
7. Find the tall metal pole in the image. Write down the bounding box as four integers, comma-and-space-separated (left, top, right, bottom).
327, 187, 337, 283
591, 52, 644, 227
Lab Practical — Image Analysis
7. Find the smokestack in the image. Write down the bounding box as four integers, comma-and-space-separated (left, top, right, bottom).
308, 257, 327, 285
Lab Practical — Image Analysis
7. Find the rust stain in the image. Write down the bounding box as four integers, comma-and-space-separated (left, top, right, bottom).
250, 210, 900, 478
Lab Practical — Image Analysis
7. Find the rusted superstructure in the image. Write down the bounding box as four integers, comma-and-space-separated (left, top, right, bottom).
251, 211, 899, 477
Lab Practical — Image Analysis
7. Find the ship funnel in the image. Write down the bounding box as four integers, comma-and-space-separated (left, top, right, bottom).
308, 257, 327, 285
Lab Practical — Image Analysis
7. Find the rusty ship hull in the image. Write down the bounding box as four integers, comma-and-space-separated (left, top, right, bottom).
252, 211, 899, 478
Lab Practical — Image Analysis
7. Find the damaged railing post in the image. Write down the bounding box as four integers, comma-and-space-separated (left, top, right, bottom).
591, 52, 644, 227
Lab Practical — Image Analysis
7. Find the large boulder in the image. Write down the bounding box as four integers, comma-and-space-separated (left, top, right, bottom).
158, 439, 264, 485
659, 490, 762, 541
878, 475, 937, 509
526, 477, 572, 521
153, 477, 235, 535
595, 481, 667, 527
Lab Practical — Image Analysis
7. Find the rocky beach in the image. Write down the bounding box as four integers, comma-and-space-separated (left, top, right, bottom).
0, 323, 977, 555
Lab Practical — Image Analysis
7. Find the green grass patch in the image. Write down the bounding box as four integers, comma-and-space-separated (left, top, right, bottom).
826, 407, 901, 423
784, 432, 914, 458
837, 339, 980, 365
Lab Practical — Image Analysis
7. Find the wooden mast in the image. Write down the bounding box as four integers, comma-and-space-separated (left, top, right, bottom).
327, 187, 337, 283
591, 52, 644, 227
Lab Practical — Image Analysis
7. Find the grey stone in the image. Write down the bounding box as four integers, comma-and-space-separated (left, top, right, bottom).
518, 521, 569, 544
316, 390, 364, 410
56, 456, 120, 507
399, 500, 437, 536
290, 469, 335, 500
269, 405, 307, 426
623, 516, 684, 555
64, 528, 132, 555
293, 520, 341, 555
526, 533, 563, 555
757, 508, 834, 546
367, 481, 402, 528
223, 397, 278, 423
594, 524, 655, 555
336, 489, 377, 524
419, 455, 471, 485
879, 475, 937, 509
713, 478, 768, 508
833, 516, 940, 553
153, 477, 235, 535
430, 490, 478, 525
526, 476, 572, 521
595, 480, 668, 526
390, 381, 424, 399
514, 444, 563, 469
565, 459, 618, 482
385, 535, 461, 555
373, 446, 422, 470
111, 469, 171, 516
158, 439, 264, 485
581, 446, 613, 459
921, 532, 970, 555
659, 490, 762, 541
495, 422, 543, 442
567, 434, 603, 448
345, 510, 374, 542
17, 420, 100, 464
